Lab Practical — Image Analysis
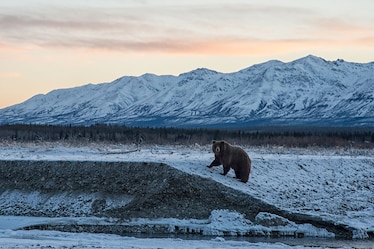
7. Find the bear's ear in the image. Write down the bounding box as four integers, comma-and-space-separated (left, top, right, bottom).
220, 141, 225, 146
212, 140, 216, 144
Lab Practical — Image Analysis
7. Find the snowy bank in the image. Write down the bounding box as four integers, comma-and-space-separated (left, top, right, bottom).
0, 142, 373, 240
0, 159, 361, 239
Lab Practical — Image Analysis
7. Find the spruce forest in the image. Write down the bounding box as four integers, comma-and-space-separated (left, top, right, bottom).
1, 124, 373, 148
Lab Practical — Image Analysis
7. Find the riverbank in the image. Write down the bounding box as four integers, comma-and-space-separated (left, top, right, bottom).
0, 142, 373, 248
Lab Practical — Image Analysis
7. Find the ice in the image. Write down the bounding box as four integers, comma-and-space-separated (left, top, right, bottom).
0, 228, 338, 249
0, 209, 334, 240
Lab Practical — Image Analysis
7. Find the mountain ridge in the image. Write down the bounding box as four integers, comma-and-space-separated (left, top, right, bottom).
1, 55, 373, 128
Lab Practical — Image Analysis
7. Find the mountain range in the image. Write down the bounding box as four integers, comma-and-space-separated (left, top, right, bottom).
1, 55, 373, 128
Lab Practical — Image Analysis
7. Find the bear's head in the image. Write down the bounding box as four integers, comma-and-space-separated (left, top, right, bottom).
212, 140, 228, 157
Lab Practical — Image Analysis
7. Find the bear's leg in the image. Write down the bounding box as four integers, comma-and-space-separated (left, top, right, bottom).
221, 165, 230, 175
234, 169, 241, 179
207, 157, 221, 168
240, 168, 249, 183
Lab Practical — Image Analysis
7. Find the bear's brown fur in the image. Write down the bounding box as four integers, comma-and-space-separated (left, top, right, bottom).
207, 140, 251, 183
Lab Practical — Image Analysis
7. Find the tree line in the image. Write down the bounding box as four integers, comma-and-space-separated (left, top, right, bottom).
0, 124, 373, 148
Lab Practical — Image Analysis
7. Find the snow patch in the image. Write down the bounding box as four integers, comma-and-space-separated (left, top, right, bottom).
352, 228, 369, 239
0, 189, 133, 217
203, 210, 254, 236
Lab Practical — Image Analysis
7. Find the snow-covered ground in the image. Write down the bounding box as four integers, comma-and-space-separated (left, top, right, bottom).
0, 141, 373, 248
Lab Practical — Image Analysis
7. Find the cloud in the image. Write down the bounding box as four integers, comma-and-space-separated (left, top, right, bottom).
0, 1, 373, 56
357, 36, 374, 46
311, 18, 374, 38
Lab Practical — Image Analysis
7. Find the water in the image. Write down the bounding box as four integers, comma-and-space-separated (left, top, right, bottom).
242, 237, 374, 249
129, 234, 374, 249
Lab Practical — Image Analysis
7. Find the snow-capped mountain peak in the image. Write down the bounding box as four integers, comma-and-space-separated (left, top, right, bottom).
1, 55, 373, 127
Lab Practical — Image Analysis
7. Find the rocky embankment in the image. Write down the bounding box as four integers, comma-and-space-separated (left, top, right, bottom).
0, 160, 354, 238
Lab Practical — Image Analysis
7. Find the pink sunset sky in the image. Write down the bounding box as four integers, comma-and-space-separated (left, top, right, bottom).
0, 0, 373, 108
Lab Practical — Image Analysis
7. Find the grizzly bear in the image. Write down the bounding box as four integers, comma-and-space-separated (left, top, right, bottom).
207, 140, 251, 183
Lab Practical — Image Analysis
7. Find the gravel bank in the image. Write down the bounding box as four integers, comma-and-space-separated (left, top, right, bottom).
0, 160, 354, 238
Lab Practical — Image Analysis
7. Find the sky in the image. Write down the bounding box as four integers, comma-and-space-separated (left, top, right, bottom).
0, 0, 373, 109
